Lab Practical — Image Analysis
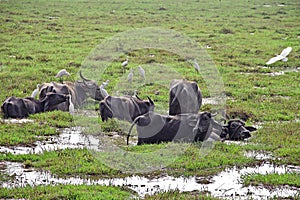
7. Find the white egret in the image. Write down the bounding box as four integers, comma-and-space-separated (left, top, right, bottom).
100, 85, 109, 98
137, 66, 145, 80
127, 69, 133, 83
31, 84, 40, 99
266, 47, 292, 65
121, 58, 129, 73
102, 80, 110, 88
68, 94, 75, 116
193, 59, 200, 73
55, 69, 70, 83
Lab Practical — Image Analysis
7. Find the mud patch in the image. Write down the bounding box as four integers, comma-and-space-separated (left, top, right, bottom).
1, 161, 299, 199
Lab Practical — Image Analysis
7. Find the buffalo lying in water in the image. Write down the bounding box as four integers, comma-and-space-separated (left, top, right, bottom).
127, 112, 256, 145
127, 111, 217, 145
220, 119, 256, 141
1, 92, 69, 119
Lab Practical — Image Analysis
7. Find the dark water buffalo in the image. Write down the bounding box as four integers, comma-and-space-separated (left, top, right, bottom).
100, 95, 155, 122
169, 79, 202, 115
127, 111, 219, 145
1, 92, 69, 119
39, 71, 104, 111
221, 119, 257, 140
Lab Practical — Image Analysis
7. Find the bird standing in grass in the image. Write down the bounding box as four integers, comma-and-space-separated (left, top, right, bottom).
31, 84, 40, 99
68, 94, 75, 116
102, 80, 110, 88
266, 47, 292, 65
137, 66, 145, 80
193, 59, 200, 73
127, 69, 133, 83
55, 69, 70, 83
121, 58, 129, 73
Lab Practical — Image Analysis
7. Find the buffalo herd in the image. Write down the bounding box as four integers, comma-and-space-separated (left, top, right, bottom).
1, 73, 256, 145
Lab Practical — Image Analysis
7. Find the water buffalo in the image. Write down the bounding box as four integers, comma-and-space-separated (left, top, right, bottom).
127, 111, 220, 145
39, 71, 104, 111
169, 79, 202, 115
221, 119, 257, 140
100, 95, 155, 122
1, 92, 69, 119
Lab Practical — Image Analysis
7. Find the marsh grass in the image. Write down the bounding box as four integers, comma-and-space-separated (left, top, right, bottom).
0, 122, 57, 146
242, 172, 300, 188
0, 184, 133, 200
0, 0, 299, 198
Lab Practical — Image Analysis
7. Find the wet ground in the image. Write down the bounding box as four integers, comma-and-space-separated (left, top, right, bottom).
0, 122, 299, 199
1, 161, 299, 199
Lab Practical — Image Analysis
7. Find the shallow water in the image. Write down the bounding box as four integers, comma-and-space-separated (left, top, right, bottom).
1, 161, 299, 199
0, 127, 100, 155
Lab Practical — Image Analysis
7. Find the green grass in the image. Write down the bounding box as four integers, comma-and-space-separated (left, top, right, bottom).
0, 142, 255, 178
144, 190, 218, 200
0, 111, 74, 146
0, 121, 57, 146
0, 185, 133, 200
0, 0, 300, 198
251, 121, 300, 165
242, 172, 300, 188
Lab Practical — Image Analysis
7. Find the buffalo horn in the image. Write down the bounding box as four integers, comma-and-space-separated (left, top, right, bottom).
147, 96, 154, 105
79, 71, 91, 82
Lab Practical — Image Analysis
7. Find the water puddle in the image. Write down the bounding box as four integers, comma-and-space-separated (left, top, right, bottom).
244, 150, 275, 160
1, 161, 299, 199
0, 127, 100, 155
240, 67, 299, 77
2, 118, 34, 124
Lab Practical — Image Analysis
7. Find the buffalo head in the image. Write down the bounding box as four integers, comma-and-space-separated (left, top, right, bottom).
79, 71, 103, 101
42, 92, 70, 112
221, 119, 257, 140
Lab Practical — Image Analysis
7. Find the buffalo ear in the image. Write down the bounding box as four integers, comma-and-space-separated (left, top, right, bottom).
245, 126, 257, 132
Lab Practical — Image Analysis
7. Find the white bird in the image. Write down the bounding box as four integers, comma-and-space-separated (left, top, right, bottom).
133, 89, 138, 97
266, 47, 292, 65
193, 59, 200, 73
121, 58, 129, 73
68, 94, 74, 116
31, 84, 40, 99
55, 69, 70, 78
137, 66, 145, 80
102, 80, 110, 88
100, 85, 109, 98
127, 69, 133, 83
55, 69, 70, 83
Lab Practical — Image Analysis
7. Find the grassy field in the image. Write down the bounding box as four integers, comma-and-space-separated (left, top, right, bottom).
0, 0, 299, 199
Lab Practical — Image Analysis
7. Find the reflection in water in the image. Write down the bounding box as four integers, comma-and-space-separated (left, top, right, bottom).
1, 161, 299, 199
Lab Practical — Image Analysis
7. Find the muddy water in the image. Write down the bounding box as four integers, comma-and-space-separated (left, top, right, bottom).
0, 127, 100, 155
1, 161, 299, 199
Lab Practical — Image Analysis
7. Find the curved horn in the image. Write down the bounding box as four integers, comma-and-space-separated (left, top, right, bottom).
135, 95, 142, 101
79, 71, 91, 82
147, 96, 154, 105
